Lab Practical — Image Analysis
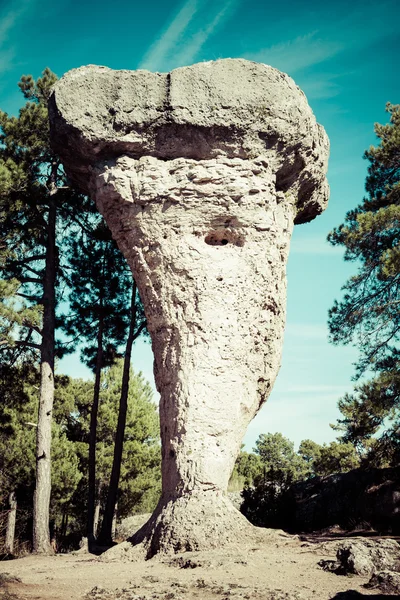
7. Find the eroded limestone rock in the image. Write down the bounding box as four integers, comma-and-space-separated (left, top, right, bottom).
366, 570, 400, 594
49, 59, 329, 555
319, 538, 400, 576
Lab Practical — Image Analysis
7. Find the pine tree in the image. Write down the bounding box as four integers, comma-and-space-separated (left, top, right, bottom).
0, 366, 37, 550
328, 104, 400, 462
328, 103, 400, 373
95, 360, 160, 520
62, 221, 134, 545
312, 441, 360, 477
0, 370, 82, 553
254, 432, 308, 485
0, 68, 88, 553
98, 280, 147, 545
60, 363, 160, 542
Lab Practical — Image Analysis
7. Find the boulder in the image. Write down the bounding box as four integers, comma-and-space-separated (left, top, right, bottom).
337, 539, 400, 576
366, 569, 400, 594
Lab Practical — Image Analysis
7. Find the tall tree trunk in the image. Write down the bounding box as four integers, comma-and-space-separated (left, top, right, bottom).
62, 512, 69, 540
33, 180, 57, 554
5, 491, 17, 555
98, 282, 137, 545
87, 313, 104, 547
60, 511, 66, 540
93, 487, 102, 539
111, 501, 117, 540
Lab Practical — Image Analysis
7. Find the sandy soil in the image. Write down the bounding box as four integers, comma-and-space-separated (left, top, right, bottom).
0, 529, 391, 600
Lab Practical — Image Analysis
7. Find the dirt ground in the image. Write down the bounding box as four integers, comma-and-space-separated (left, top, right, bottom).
0, 528, 395, 600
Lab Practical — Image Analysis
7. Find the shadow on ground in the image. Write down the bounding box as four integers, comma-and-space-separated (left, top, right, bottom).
331, 592, 400, 599
300, 531, 400, 545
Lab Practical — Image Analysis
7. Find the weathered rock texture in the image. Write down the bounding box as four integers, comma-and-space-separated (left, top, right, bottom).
49, 59, 329, 555
320, 538, 400, 594
366, 570, 400, 594
336, 539, 400, 576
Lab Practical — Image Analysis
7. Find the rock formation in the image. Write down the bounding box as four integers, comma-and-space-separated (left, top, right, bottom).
281, 466, 400, 534
319, 538, 400, 595
49, 59, 329, 556
336, 539, 400, 576
319, 539, 400, 576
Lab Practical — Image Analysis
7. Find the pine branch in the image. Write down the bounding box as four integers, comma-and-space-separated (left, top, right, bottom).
12, 254, 46, 264
19, 277, 42, 284
21, 319, 42, 336
0, 339, 41, 350
21, 264, 43, 277
16, 292, 42, 302
132, 320, 147, 342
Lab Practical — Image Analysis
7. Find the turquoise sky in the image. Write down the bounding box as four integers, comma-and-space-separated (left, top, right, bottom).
0, 0, 399, 450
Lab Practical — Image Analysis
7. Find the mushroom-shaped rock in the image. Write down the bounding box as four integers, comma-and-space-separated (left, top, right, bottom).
49, 59, 329, 557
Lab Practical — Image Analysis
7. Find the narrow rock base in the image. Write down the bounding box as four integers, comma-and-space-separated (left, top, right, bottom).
131, 492, 255, 558
103, 492, 262, 561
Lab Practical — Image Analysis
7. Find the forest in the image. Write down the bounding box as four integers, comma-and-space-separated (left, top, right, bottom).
0, 68, 399, 557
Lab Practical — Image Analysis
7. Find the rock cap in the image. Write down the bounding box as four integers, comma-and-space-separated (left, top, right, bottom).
49, 59, 329, 224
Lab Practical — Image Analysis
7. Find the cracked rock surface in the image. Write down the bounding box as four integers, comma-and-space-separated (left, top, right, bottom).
49, 59, 329, 555
318, 538, 400, 577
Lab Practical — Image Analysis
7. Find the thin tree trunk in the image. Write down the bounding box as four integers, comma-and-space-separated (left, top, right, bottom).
87, 312, 104, 547
60, 510, 67, 542
64, 513, 69, 539
111, 501, 117, 540
33, 175, 57, 554
98, 282, 137, 545
5, 491, 17, 555
93, 489, 102, 539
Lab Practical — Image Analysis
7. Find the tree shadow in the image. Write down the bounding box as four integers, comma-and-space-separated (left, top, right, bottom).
331, 592, 400, 599
89, 541, 117, 555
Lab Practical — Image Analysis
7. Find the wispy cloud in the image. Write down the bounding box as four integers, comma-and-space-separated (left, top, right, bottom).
139, 0, 240, 72
139, 0, 201, 71
0, 0, 33, 44
299, 74, 342, 100
171, 0, 239, 67
245, 32, 343, 75
243, 0, 397, 100
0, 0, 37, 74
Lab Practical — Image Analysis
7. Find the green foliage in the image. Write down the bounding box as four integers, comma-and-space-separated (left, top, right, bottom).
61, 360, 161, 529
96, 360, 160, 517
241, 433, 308, 528
329, 104, 400, 464
0, 370, 82, 513
298, 439, 322, 466
0, 68, 91, 366
0, 278, 42, 364
0, 386, 36, 497
0, 363, 160, 548
240, 432, 363, 528
312, 441, 360, 477
328, 103, 400, 375
233, 450, 262, 487
332, 372, 399, 447
0, 68, 152, 550
50, 429, 82, 508
254, 432, 309, 484
62, 222, 138, 370
361, 430, 400, 468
